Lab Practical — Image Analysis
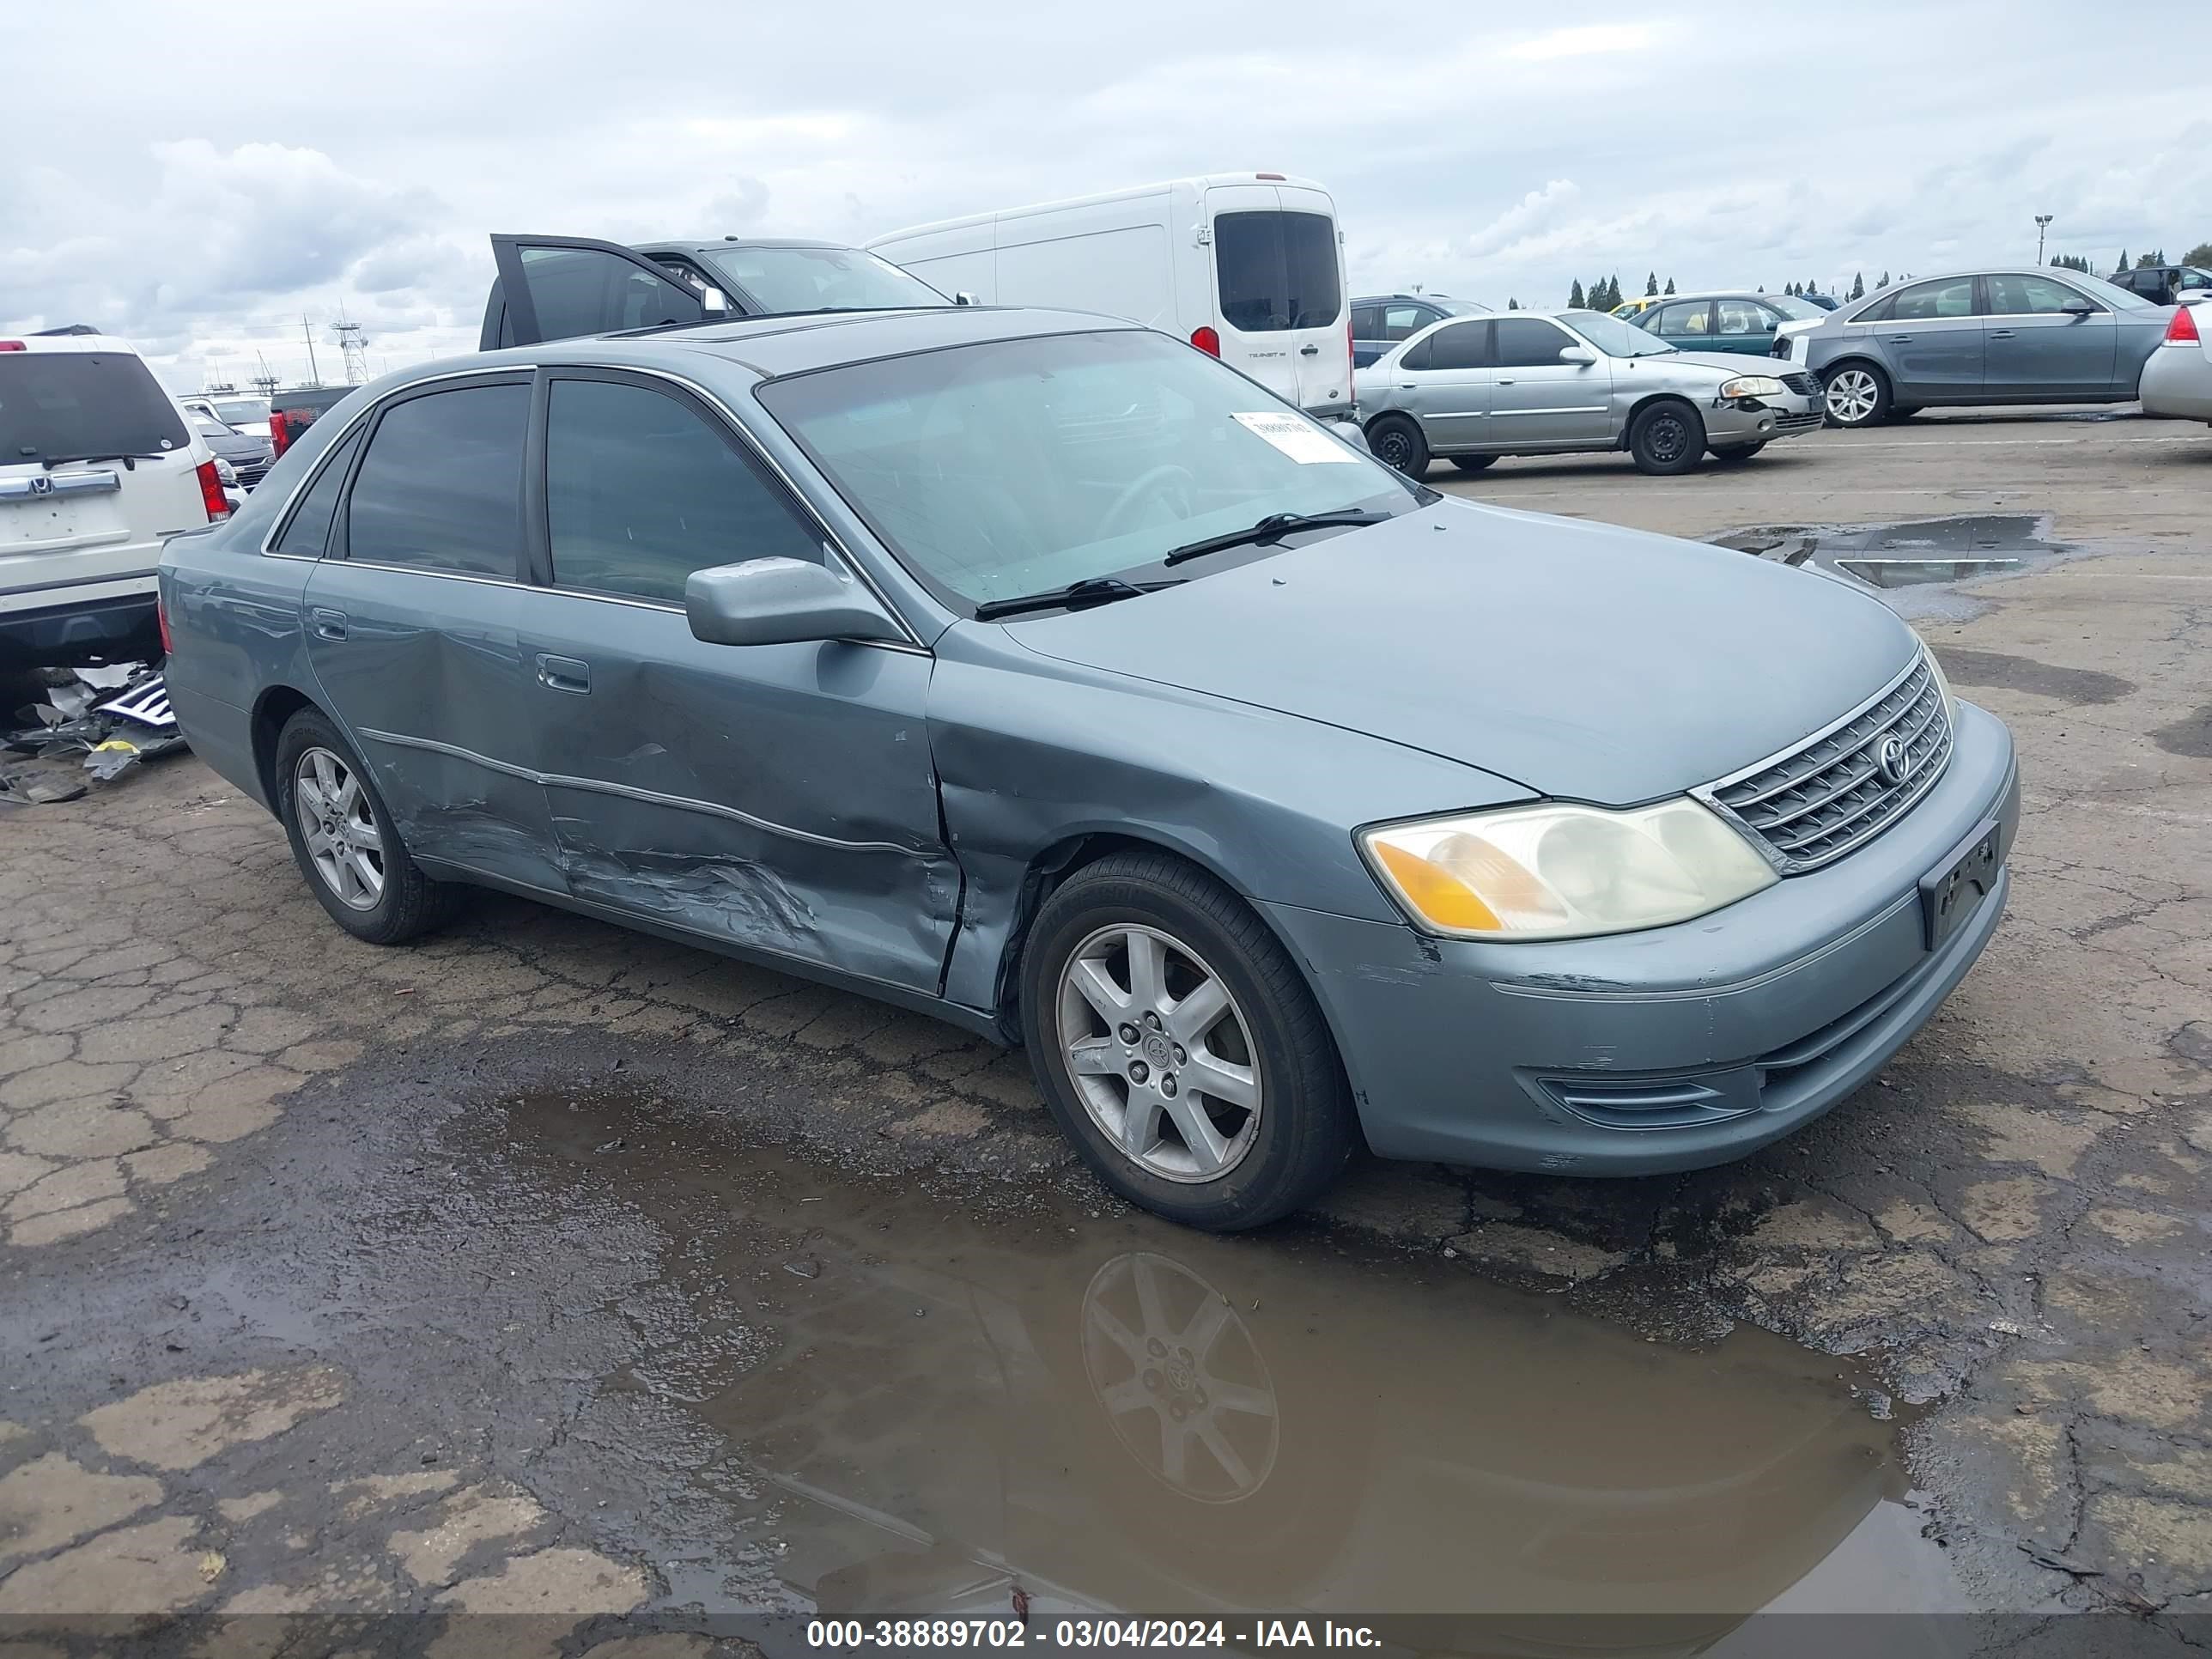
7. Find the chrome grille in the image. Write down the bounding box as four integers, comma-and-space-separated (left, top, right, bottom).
1700, 656, 1953, 872
1779, 372, 1820, 397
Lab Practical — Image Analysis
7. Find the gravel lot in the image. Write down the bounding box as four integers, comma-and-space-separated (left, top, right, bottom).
3, 407, 2209, 1645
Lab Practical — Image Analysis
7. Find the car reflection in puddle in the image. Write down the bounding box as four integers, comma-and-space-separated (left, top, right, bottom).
477, 1086, 1963, 1645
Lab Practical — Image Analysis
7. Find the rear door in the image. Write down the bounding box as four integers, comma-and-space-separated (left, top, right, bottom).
301, 373, 565, 892
1983, 273, 2118, 397
1488, 317, 1611, 447
1, 343, 210, 616
1642, 299, 1714, 353
487, 235, 706, 348
1713, 298, 1785, 356
1205, 185, 1351, 413
1870, 275, 1983, 398
1389, 319, 1495, 450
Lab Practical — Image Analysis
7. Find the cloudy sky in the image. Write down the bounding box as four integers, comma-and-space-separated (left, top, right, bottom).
7, 0, 2209, 392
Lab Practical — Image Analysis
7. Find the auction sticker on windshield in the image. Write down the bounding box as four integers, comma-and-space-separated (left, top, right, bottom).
1231, 411, 1360, 463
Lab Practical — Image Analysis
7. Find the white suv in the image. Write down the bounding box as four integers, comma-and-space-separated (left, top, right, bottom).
2, 327, 227, 666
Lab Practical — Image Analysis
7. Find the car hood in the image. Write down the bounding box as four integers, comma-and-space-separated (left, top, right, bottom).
1004, 501, 1917, 805
1642, 350, 1798, 379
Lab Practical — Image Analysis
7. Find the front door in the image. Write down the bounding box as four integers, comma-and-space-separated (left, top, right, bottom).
1872, 275, 1984, 399
489, 234, 706, 348
1712, 297, 1784, 356
1487, 316, 1610, 447
1982, 272, 2120, 397
1392, 319, 1494, 450
1642, 298, 1715, 353
510, 369, 959, 993
300, 374, 566, 892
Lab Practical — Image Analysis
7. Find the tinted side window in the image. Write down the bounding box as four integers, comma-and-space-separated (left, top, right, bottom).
1425, 320, 1492, 371
271, 425, 364, 558
1493, 319, 1576, 368
1717, 299, 1776, 336
1213, 211, 1343, 332
1398, 333, 1432, 370
517, 246, 699, 342
1855, 292, 1898, 323
1382, 303, 1429, 339
1986, 274, 2100, 315
1888, 276, 1977, 320
1351, 305, 1382, 337
545, 379, 821, 605
1651, 301, 1710, 336
344, 385, 528, 577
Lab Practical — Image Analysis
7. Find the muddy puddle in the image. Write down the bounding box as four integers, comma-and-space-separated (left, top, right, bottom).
1711, 514, 2071, 605
460, 1083, 1966, 1634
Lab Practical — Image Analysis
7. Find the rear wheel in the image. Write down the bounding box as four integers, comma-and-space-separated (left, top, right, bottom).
1364, 415, 1429, 479
1019, 852, 1358, 1231
1708, 441, 1766, 464
1628, 399, 1705, 475
275, 710, 460, 945
1449, 454, 1498, 474
1822, 362, 1891, 428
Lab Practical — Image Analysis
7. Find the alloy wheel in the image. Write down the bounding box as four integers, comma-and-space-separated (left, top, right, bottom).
1054, 924, 1262, 1183
1826, 368, 1881, 424
294, 746, 386, 911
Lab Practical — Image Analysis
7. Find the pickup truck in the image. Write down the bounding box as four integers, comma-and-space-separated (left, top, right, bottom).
478, 233, 957, 348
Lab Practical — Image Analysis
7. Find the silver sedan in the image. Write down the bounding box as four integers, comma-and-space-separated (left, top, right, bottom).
1354, 308, 1825, 477
2141, 298, 2212, 423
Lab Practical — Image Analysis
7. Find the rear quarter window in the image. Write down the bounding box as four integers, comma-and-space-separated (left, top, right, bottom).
0, 351, 190, 465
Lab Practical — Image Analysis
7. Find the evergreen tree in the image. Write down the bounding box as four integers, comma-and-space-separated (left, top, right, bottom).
2140, 249, 2166, 268
1645, 271, 1659, 295
2117, 249, 2130, 271
1662, 276, 1675, 295
1850, 271, 1864, 299
1507, 297, 1519, 309
2187, 242, 2212, 267
1784, 281, 1797, 296
1877, 270, 1891, 289
1569, 278, 1585, 308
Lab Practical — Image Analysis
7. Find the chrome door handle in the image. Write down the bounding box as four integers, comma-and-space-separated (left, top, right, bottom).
1988, 329, 2016, 339
534, 653, 591, 695
309, 607, 347, 642
1497, 378, 1516, 386
1886, 335, 1911, 343
1299, 343, 1321, 356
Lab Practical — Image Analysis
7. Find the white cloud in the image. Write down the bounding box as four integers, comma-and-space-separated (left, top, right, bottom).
1504, 24, 1656, 61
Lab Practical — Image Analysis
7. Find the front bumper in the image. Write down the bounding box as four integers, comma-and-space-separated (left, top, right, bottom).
1264, 700, 2019, 1175
1707, 389, 1824, 446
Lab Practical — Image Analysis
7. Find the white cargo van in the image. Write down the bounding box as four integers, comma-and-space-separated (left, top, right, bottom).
2, 328, 226, 666
868, 173, 1354, 417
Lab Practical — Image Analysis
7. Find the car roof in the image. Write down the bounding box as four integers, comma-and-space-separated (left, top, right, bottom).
0, 328, 148, 356
399, 306, 1146, 388
636, 237, 869, 257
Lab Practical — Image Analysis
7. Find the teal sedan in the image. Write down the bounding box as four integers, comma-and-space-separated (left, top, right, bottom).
1632, 291, 1830, 356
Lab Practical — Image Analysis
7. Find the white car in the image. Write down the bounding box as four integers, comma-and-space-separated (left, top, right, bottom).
2, 328, 228, 666
183, 392, 273, 441
2140, 297, 2212, 423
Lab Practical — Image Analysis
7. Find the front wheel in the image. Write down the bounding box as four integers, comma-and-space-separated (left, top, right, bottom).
1628, 399, 1705, 475
1019, 852, 1358, 1231
1364, 415, 1430, 479
1822, 363, 1891, 428
1709, 441, 1766, 464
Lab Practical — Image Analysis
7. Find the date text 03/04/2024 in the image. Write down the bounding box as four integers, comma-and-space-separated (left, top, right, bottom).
805, 1620, 1383, 1649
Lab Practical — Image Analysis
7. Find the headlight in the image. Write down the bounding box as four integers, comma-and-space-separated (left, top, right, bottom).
213, 456, 238, 485
1718, 375, 1787, 400
1360, 799, 1778, 941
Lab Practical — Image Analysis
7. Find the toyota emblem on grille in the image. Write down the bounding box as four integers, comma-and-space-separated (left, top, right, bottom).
1877, 736, 1913, 787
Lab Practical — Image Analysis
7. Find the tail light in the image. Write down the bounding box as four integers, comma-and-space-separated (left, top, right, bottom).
1347, 314, 1356, 380
1190, 325, 1221, 356
157, 595, 173, 656
195, 459, 230, 522
0, 340, 24, 351
2166, 305, 2201, 345
269, 410, 292, 457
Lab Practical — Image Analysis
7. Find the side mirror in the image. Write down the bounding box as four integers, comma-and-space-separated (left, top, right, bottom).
2060, 298, 2096, 316
1558, 345, 1598, 365
955, 291, 976, 307
685, 557, 904, 647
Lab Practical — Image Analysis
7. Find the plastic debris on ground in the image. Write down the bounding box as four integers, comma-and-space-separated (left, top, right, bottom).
1, 659, 187, 805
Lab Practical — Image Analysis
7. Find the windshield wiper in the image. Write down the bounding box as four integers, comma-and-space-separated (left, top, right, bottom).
1160, 508, 1391, 568
38, 451, 169, 470
970, 575, 1184, 621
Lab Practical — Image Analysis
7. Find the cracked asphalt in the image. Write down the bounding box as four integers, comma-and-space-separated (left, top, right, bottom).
3, 406, 2209, 1648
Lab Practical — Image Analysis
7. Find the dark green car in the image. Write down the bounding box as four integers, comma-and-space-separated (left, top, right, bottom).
1627, 291, 1830, 356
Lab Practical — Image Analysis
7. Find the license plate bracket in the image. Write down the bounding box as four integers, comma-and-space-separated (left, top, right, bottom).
1920, 817, 2002, 952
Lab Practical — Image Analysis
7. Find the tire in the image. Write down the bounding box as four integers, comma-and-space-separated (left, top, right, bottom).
1889, 404, 1923, 420
274, 709, 460, 945
1821, 362, 1891, 428
1708, 441, 1766, 464
1449, 454, 1498, 474
1627, 399, 1705, 476
1018, 851, 1358, 1231
1364, 415, 1429, 479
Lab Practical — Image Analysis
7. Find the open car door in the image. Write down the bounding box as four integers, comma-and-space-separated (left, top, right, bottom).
482, 234, 713, 348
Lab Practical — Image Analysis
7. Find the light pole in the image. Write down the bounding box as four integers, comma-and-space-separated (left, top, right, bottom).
2035, 214, 2054, 265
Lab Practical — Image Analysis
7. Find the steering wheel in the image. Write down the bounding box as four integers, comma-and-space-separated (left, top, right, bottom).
1099, 465, 1197, 539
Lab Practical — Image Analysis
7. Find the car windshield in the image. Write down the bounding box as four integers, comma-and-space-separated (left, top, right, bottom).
2062, 273, 2160, 312
702, 245, 950, 314
1437, 298, 1488, 316
209, 398, 268, 424
0, 349, 190, 464
759, 330, 1418, 610
191, 416, 235, 438
1559, 311, 1676, 357
1769, 295, 1827, 320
